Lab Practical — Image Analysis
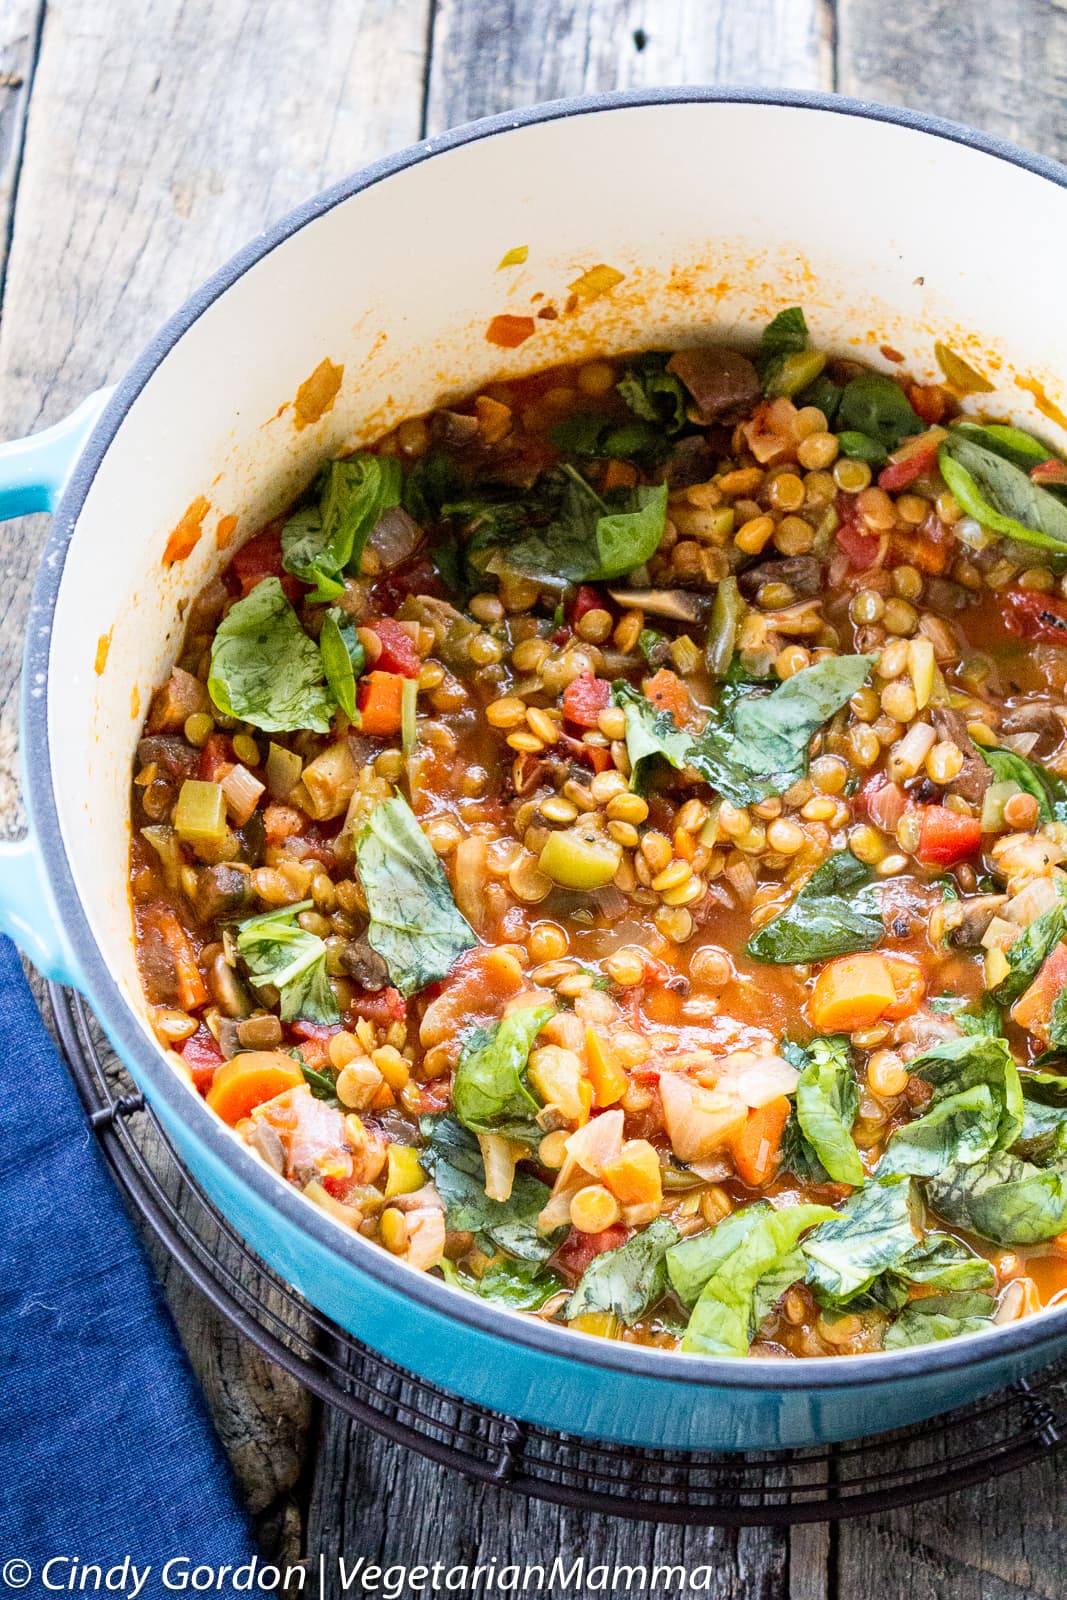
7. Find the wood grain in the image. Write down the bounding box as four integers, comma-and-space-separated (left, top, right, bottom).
0, 0, 42, 297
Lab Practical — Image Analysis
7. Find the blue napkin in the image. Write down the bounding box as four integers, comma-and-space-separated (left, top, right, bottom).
0, 936, 260, 1594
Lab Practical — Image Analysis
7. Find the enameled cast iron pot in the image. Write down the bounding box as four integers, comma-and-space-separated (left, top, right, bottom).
4, 90, 1067, 1451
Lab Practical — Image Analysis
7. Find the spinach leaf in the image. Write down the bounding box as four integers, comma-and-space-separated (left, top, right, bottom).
1014, 1096, 1067, 1165
282, 456, 403, 598
928, 992, 1001, 1037
879, 1034, 1023, 1180
680, 1204, 836, 1356
980, 747, 1054, 823
746, 850, 884, 964
355, 795, 476, 996
419, 1117, 560, 1262
938, 433, 1067, 553
452, 1002, 555, 1141
440, 1256, 565, 1311
549, 413, 664, 461
756, 308, 824, 395
836, 431, 888, 466
854, 1231, 994, 1312
666, 1204, 771, 1307
318, 607, 364, 722
791, 1034, 863, 1185
925, 1149, 1067, 1245
836, 374, 921, 450
207, 577, 333, 734
616, 656, 874, 807
613, 681, 694, 790
802, 1178, 922, 1304
949, 419, 1055, 474
617, 352, 688, 434
469, 467, 667, 586
236, 900, 339, 1024
883, 1290, 996, 1350
796, 373, 843, 426
990, 900, 1067, 1006
566, 1218, 679, 1325
1019, 1066, 1067, 1104
296, 1054, 340, 1103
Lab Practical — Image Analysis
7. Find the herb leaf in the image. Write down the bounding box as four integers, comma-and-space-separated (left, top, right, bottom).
666, 1205, 772, 1307
928, 993, 1002, 1037
925, 1150, 1067, 1245
281, 456, 403, 598
680, 1203, 836, 1356
756, 307, 812, 393
613, 681, 693, 789
470, 468, 668, 586
420, 1116, 560, 1262
452, 1003, 554, 1141
790, 1035, 863, 1185
318, 607, 365, 722
617, 353, 688, 434
878, 1034, 1023, 1177
802, 1178, 922, 1304
991, 899, 1067, 1006
836, 373, 921, 450
355, 795, 476, 996
207, 577, 333, 734
440, 1256, 565, 1311
566, 1217, 679, 1325
746, 850, 884, 964
883, 1290, 996, 1350
236, 900, 339, 1024
979, 747, 1054, 823
938, 433, 1067, 553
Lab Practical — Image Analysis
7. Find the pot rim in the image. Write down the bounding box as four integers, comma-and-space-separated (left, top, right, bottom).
29, 86, 1067, 1397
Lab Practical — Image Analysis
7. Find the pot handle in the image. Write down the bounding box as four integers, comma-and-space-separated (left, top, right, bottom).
0, 387, 114, 989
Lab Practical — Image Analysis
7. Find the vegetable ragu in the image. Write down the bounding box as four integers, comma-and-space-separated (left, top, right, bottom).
130, 309, 1067, 1357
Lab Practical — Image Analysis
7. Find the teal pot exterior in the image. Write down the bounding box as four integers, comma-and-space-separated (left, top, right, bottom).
4, 90, 1067, 1450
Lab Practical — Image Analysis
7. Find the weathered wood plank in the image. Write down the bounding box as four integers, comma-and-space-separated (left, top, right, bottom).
0, 0, 43, 297
308, 4, 831, 1594
0, 0, 430, 1556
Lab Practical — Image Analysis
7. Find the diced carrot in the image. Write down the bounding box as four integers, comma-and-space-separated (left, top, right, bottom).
882, 955, 926, 1022
643, 668, 690, 727
486, 314, 536, 349
729, 1096, 791, 1188
563, 672, 611, 728
601, 1139, 663, 1207
206, 1051, 305, 1125
155, 908, 208, 1011
585, 1027, 627, 1106
602, 460, 638, 490
370, 1082, 396, 1111
1012, 941, 1067, 1040
809, 953, 897, 1032
357, 671, 404, 736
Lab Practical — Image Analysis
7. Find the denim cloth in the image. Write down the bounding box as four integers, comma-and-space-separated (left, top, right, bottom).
0, 937, 259, 1592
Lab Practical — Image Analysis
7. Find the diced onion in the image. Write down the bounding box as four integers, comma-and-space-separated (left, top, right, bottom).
369, 506, 420, 567
220, 762, 266, 826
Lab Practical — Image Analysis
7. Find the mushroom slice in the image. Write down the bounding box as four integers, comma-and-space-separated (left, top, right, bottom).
605, 586, 712, 624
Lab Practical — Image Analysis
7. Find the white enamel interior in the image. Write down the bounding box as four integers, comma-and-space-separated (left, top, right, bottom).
48, 99, 1067, 1046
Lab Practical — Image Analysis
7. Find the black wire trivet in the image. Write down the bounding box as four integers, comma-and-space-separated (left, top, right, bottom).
50, 982, 1067, 1525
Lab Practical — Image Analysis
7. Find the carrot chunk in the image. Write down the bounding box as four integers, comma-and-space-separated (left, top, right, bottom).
809, 953, 897, 1032
357, 671, 404, 736
585, 1026, 627, 1106
729, 1096, 791, 1188
206, 1051, 305, 1125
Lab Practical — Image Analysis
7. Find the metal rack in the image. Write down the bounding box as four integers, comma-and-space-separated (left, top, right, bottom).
51, 981, 1067, 1526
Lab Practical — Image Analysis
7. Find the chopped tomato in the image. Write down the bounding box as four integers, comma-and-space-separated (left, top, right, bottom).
181, 1025, 224, 1093
346, 986, 406, 1027
878, 437, 940, 491
231, 528, 302, 601
835, 499, 882, 569
915, 804, 982, 866
371, 558, 445, 614
1031, 459, 1067, 487
1003, 588, 1067, 646
860, 772, 908, 834
197, 732, 236, 781
643, 668, 690, 726
560, 732, 612, 772
907, 384, 947, 425
368, 617, 422, 678
882, 955, 926, 1022
563, 671, 611, 728
554, 1225, 630, 1284
569, 585, 605, 624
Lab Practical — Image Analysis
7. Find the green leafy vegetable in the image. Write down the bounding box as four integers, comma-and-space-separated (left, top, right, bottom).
836, 373, 921, 451
566, 1218, 679, 1325
548, 413, 664, 460
882, 1290, 996, 1350
440, 1257, 565, 1311
402, 448, 462, 526
746, 851, 884, 964
236, 900, 339, 1024
452, 1003, 554, 1141
938, 432, 1067, 553
617, 353, 688, 434
469, 467, 667, 586
420, 1117, 560, 1262
790, 1035, 863, 1185
756, 308, 825, 397
796, 374, 843, 425
990, 899, 1067, 1006
1014, 1096, 1067, 1165
835, 431, 888, 466
281, 456, 403, 599
680, 1204, 836, 1356
802, 1178, 922, 1304
666, 1205, 771, 1307
925, 1150, 1067, 1245
318, 607, 364, 722
207, 577, 333, 734
949, 419, 1056, 474
296, 1054, 340, 1103
355, 795, 476, 996
980, 748, 1053, 823
865, 1233, 995, 1312
878, 1034, 1023, 1177
928, 993, 1001, 1037
613, 682, 693, 790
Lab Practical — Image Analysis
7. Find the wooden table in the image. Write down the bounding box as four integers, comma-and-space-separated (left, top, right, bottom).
2, 2, 1065, 1593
